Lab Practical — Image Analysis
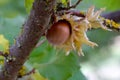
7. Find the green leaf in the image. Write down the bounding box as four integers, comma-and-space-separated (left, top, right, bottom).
32, 70, 47, 80
28, 43, 86, 80
68, 71, 86, 80
25, 0, 34, 13
61, 0, 68, 6
0, 35, 9, 53
0, 16, 25, 45
0, 0, 10, 6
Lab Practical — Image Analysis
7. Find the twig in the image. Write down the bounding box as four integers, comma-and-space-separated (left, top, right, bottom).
0, 51, 4, 56
0, 51, 8, 57
25, 68, 35, 76
57, 0, 82, 12
66, 10, 85, 17
36, 39, 46, 47
57, 9, 85, 17
17, 68, 35, 78
67, 0, 82, 10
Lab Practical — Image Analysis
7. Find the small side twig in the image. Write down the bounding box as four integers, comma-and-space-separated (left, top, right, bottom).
17, 68, 35, 78
57, 9, 85, 17
0, 51, 4, 56
0, 51, 8, 57
57, 0, 82, 12
56, 0, 82, 16
24, 68, 35, 76
67, 0, 82, 10
36, 39, 46, 47
66, 10, 85, 17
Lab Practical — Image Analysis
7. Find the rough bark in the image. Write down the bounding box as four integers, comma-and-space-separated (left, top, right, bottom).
0, 0, 56, 80
102, 10, 120, 22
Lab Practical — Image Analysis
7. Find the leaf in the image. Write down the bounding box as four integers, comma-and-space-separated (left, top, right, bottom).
25, 0, 34, 13
68, 71, 87, 80
37, 51, 85, 80
0, 35, 9, 53
32, 70, 47, 80
0, 16, 25, 45
29, 43, 86, 80
61, 0, 68, 6
0, 0, 10, 6
0, 56, 4, 65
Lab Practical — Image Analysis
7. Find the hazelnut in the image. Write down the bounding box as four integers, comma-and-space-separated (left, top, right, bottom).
46, 20, 71, 45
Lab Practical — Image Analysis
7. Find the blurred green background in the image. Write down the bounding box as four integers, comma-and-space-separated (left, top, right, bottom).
0, 0, 120, 80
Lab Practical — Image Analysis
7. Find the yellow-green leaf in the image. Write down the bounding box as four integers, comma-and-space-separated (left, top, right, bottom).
0, 56, 4, 65
0, 35, 9, 54
25, 0, 34, 13
32, 70, 47, 80
60, 0, 69, 6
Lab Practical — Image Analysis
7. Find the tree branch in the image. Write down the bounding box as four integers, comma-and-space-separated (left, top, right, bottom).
0, 0, 56, 80
61, 9, 120, 22
102, 10, 120, 22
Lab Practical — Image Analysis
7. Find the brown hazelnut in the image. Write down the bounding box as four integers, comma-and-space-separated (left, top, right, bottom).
46, 20, 71, 45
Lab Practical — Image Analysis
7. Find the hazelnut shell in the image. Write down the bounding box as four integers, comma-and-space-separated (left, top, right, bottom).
46, 20, 71, 45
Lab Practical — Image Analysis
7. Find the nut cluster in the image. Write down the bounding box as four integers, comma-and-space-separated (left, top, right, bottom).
45, 6, 118, 56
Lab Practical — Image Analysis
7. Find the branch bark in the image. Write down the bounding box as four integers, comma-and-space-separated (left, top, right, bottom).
0, 0, 56, 80
59, 10, 120, 22
102, 10, 120, 23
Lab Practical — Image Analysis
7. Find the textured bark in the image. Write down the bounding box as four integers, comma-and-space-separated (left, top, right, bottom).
59, 10, 120, 22
0, 0, 56, 80
102, 10, 120, 22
